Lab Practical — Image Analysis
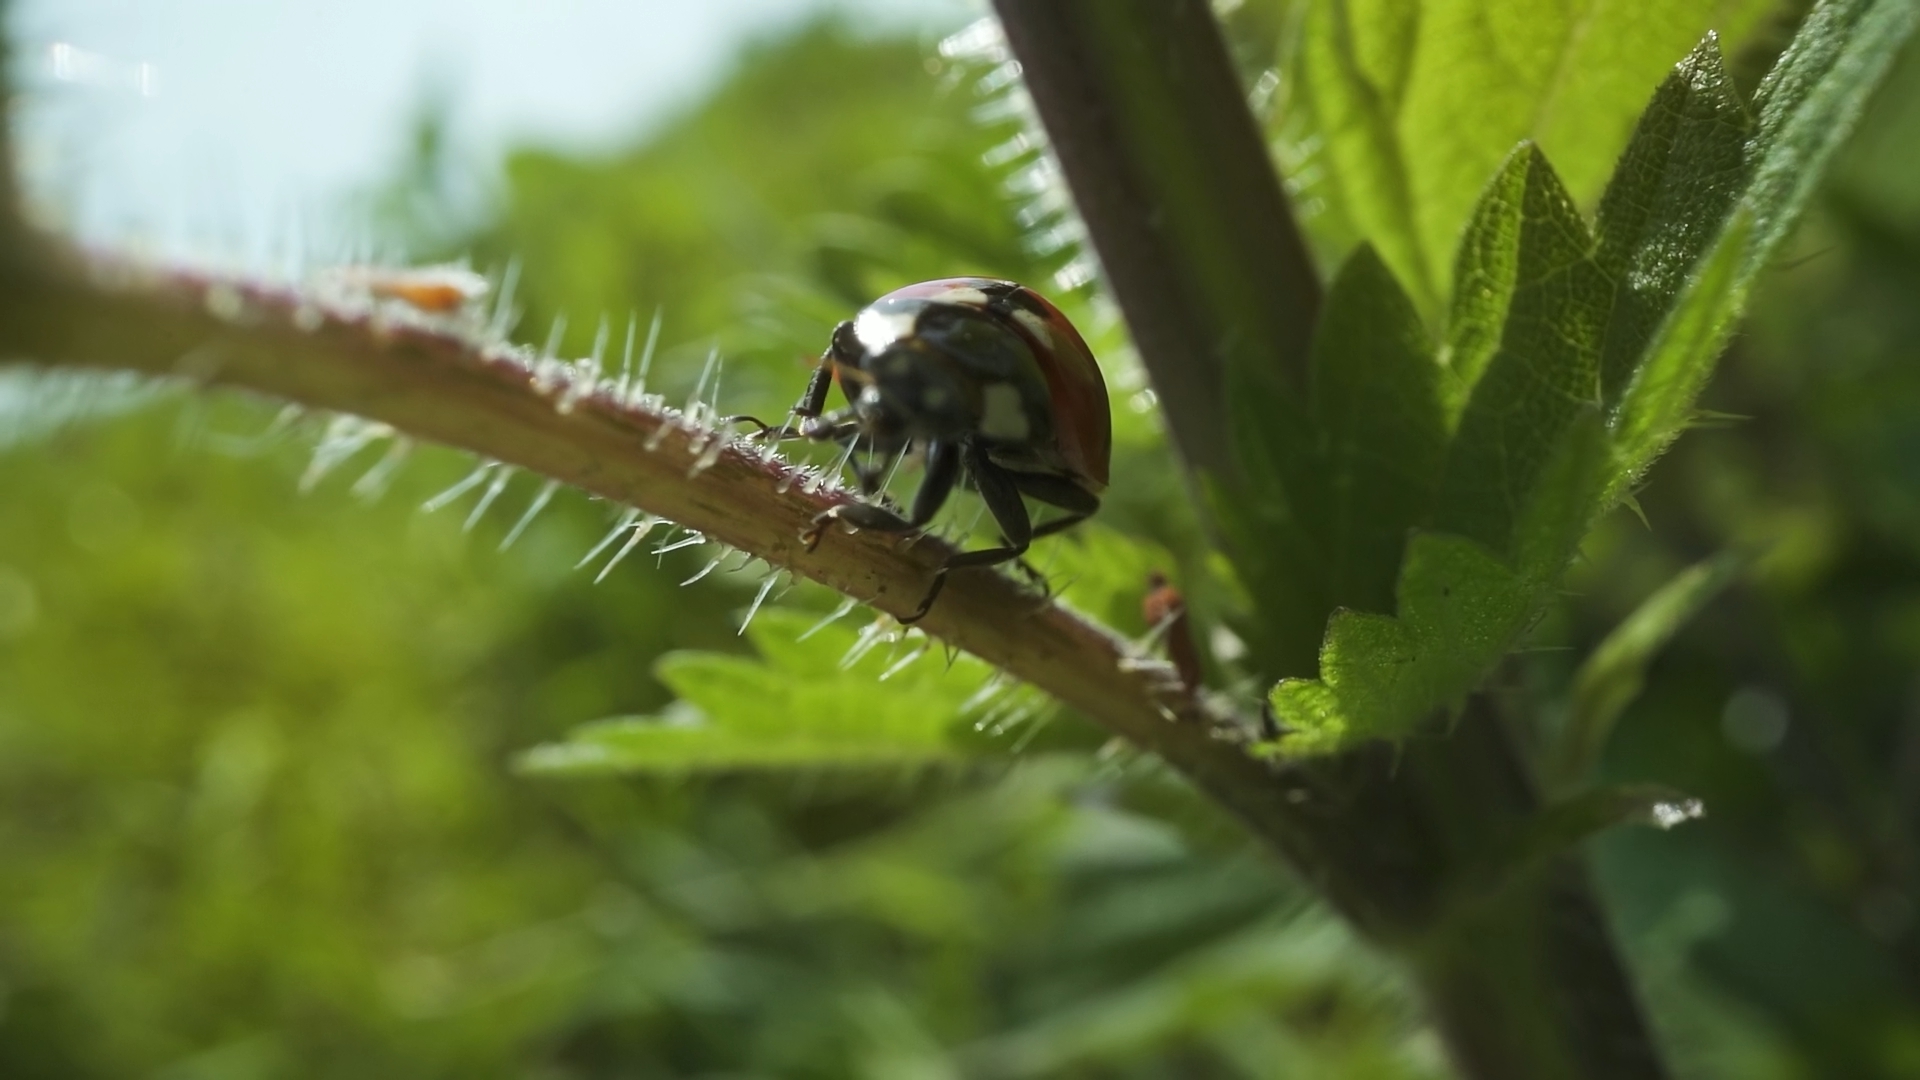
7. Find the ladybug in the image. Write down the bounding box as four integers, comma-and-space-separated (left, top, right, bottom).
745, 278, 1110, 622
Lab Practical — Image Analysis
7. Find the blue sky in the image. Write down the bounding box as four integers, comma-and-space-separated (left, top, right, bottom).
13, 1, 975, 262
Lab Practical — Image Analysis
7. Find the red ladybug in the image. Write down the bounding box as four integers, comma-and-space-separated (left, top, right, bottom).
751, 278, 1110, 621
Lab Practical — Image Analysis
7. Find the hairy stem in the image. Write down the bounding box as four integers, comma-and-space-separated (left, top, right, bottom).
0, 241, 1298, 826
992, 0, 1322, 485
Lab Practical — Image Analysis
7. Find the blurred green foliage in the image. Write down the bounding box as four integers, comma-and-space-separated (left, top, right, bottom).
3, 9, 1920, 1080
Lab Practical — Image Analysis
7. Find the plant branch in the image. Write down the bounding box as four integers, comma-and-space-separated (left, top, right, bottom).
0, 240, 1299, 822
992, 0, 1322, 484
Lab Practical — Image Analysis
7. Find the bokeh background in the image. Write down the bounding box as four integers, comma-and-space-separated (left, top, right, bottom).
3, 2, 1919, 1077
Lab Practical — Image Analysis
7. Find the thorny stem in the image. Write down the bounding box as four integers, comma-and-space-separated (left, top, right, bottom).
0, 240, 1285, 818
992, 0, 1322, 484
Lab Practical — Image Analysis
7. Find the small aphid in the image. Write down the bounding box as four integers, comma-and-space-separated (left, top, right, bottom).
336, 265, 490, 313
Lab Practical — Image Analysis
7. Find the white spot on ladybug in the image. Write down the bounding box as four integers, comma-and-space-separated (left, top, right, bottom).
980, 383, 1029, 440
1010, 308, 1054, 348
934, 285, 990, 307
854, 308, 917, 353
921, 386, 953, 410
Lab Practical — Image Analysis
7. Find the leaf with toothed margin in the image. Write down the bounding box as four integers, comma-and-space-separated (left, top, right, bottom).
1257, 3, 1916, 754
515, 525, 1167, 776
1605, 0, 1920, 490
515, 608, 1026, 775
1591, 34, 1752, 408
1434, 145, 1608, 557
1303, 245, 1445, 618
1259, 144, 1614, 752
1215, 242, 1444, 678
1282, 0, 1776, 317
1267, 412, 1611, 753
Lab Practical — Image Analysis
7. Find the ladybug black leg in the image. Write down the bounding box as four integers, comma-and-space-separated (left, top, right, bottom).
801, 499, 915, 552
801, 440, 956, 550
723, 357, 840, 439
901, 443, 1034, 624
1000, 472, 1103, 602
908, 441, 960, 524
851, 440, 912, 497
796, 359, 837, 418
1007, 470, 1101, 533
722, 414, 785, 438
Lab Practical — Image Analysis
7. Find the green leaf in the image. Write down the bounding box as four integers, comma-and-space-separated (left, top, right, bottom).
1269, 411, 1610, 752
1305, 245, 1445, 617
1287, 0, 1777, 314
1216, 245, 1442, 674
1436, 145, 1610, 558
518, 608, 1019, 775
1267, 534, 1527, 753
1610, 0, 1918, 484
1743, 0, 1920, 277
1592, 34, 1753, 406
1261, 1, 1917, 753
1610, 209, 1754, 489
1218, 373, 1327, 676
1437, 148, 1528, 421
1548, 552, 1746, 789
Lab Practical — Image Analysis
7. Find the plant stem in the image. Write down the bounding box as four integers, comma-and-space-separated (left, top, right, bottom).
992, 0, 1321, 484
0, 247, 1191, 744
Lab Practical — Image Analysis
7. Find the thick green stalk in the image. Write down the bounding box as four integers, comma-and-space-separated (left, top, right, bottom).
992, 0, 1321, 484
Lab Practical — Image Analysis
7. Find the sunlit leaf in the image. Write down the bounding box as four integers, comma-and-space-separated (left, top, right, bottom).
1270, 412, 1610, 751
1287, 0, 1776, 314
1261, 0, 1917, 753
1304, 245, 1445, 616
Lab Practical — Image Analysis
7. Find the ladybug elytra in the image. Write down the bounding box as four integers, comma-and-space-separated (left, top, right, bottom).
743, 278, 1111, 622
